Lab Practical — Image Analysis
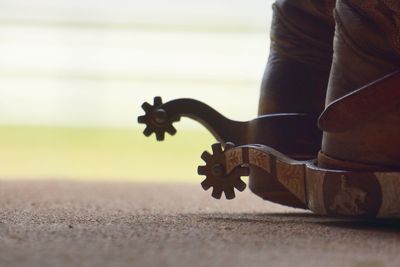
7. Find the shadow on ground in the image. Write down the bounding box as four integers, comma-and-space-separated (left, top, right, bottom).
198, 212, 400, 233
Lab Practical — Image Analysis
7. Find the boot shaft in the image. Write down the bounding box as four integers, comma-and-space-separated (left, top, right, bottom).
258, 0, 335, 115
325, 0, 400, 104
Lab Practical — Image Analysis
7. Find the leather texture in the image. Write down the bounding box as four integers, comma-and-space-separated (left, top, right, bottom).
258, 0, 335, 115
320, 0, 400, 170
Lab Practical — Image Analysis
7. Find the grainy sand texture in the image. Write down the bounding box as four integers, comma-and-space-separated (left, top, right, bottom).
0, 181, 399, 267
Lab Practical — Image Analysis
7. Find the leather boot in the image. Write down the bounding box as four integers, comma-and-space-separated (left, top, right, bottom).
319, 0, 400, 170
251, 0, 336, 207
259, 0, 336, 114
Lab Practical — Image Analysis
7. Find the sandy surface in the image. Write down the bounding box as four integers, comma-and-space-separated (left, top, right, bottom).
0, 181, 399, 267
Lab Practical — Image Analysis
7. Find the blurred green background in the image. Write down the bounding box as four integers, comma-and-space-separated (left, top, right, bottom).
0, 0, 273, 182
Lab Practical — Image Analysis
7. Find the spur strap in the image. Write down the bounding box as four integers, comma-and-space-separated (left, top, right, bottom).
319, 70, 400, 132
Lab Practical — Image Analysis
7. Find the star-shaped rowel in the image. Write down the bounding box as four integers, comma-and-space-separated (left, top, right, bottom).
197, 142, 249, 200
137, 97, 180, 141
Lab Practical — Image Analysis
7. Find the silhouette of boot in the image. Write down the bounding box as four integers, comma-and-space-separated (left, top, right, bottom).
251, 0, 336, 207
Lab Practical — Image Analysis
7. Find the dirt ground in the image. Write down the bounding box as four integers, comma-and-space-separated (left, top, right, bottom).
0, 181, 399, 267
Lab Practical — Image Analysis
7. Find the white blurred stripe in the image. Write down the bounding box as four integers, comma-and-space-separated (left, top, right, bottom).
0, 0, 272, 128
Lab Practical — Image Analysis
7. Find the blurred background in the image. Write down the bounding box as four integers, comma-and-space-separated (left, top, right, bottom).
0, 0, 273, 182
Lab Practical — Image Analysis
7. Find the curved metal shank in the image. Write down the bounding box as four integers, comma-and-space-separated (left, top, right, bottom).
140, 97, 321, 158
160, 98, 247, 145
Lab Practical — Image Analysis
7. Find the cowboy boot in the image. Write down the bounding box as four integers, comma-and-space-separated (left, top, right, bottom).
318, 0, 400, 171
251, 0, 336, 207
